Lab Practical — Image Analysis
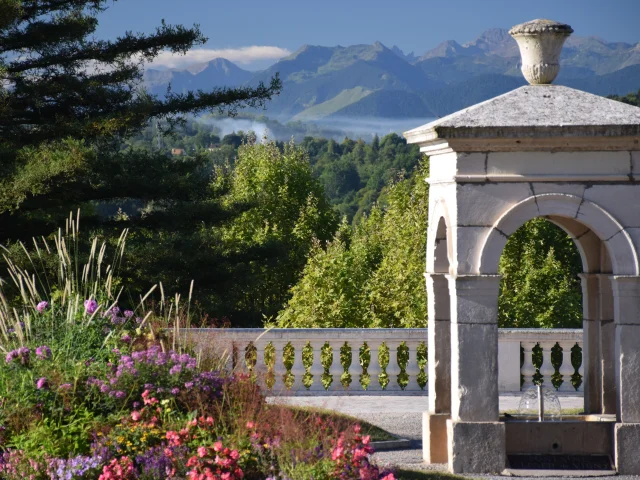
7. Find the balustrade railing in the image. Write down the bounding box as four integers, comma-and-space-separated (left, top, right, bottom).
184, 328, 583, 396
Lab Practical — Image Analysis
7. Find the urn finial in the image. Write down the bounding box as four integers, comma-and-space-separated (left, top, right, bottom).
509, 19, 573, 85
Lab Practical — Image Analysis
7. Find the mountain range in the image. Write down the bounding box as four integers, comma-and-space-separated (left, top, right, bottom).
144, 28, 640, 120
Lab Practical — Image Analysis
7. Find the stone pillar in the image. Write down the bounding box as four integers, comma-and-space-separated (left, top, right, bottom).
611, 276, 640, 474
597, 274, 616, 414
580, 273, 617, 414
423, 273, 451, 464
446, 275, 505, 474
579, 273, 602, 413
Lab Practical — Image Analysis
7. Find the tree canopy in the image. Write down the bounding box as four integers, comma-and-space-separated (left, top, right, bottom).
276, 163, 429, 328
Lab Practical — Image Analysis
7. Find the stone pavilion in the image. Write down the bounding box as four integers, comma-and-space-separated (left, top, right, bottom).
404, 19, 640, 474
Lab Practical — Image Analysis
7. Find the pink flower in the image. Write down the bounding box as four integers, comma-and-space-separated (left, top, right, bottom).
331, 446, 344, 460
212, 441, 223, 452
229, 450, 239, 460
246, 421, 254, 429
59, 383, 72, 390
131, 411, 141, 422
36, 377, 48, 389
197, 446, 208, 458
36, 301, 49, 313
35, 345, 52, 359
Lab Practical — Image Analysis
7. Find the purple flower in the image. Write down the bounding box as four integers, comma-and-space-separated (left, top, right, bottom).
184, 381, 194, 389
169, 364, 182, 375
5, 351, 17, 363
6, 347, 31, 365
47, 454, 103, 479
121, 334, 131, 343
124, 310, 134, 318
84, 299, 98, 314
36, 301, 49, 313
36, 377, 48, 390
171, 388, 180, 395
35, 345, 52, 359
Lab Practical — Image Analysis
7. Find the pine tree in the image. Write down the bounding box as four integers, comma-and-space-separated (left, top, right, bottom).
0, 0, 281, 236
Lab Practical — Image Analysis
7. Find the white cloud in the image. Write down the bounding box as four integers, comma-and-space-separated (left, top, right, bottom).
149, 46, 291, 69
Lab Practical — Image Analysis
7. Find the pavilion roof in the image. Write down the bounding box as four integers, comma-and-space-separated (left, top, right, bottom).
404, 85, 640, 145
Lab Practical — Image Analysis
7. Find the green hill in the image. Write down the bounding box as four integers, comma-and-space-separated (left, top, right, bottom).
292, 87, 374, 121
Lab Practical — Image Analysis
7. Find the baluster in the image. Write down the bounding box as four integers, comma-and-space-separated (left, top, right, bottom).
559, 341, 576, 392
385, 340, 402, 392
577, 342, 584, 392
347, 342, 361, 391
329, 342, 344, 391
404, 340, 421, 392
308, 340, 326, 392
521, 342, 537, 389
367, 340, 383, 391
237, 340, 253, 373
539, 341, 556, 389
291, 340, 306, 392
271, 340, 286, 393
254, 339, 270, 391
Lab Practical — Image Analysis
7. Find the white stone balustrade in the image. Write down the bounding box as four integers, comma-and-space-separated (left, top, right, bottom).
186, 328, 583, 395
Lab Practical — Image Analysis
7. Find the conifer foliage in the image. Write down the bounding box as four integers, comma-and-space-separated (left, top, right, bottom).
0, 0, 280, 224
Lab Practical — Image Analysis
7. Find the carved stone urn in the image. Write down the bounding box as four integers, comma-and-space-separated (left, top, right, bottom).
509, 19, 573, 85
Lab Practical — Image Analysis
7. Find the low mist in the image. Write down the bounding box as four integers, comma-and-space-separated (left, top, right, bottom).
197, 115, 435, 143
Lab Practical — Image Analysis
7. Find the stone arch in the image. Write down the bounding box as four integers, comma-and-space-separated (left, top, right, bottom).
479, 194, 638, 276
427, 199, 454, 274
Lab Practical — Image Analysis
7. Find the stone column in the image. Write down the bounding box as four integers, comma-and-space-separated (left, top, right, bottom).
579, 273, 602, 413
446, 275, 505, 474
611, 276, 640, 474
597, 274, 616, 414
422, 273, 451, 464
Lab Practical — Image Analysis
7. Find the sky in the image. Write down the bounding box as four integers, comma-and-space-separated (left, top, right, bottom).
95, 0, 640, 70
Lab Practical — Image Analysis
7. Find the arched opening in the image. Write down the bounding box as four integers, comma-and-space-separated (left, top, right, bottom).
433, 216, 450, 274
498, 218, 583, 329
480, 194, 636, 415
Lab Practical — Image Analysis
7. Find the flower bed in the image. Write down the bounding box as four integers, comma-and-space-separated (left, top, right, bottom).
0, 215, 397, 479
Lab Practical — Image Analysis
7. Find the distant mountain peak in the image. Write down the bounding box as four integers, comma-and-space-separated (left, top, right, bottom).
420, 40, 467, 60
463, 28, 518, 57
390, 45, 417, 62
185, 57, 239, 75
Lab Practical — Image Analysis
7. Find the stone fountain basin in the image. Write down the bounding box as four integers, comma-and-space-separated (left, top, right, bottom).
502, 414, 616, 455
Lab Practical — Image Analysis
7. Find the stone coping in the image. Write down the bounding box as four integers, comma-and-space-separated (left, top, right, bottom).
183, 328, 582, 342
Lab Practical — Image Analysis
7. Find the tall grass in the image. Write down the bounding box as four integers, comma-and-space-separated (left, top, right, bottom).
0, 210, 197, 363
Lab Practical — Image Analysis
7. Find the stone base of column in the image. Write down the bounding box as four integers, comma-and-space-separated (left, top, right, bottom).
422, 412, 449, 464
447, 420, 506, 474
615, 423, 640, 474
